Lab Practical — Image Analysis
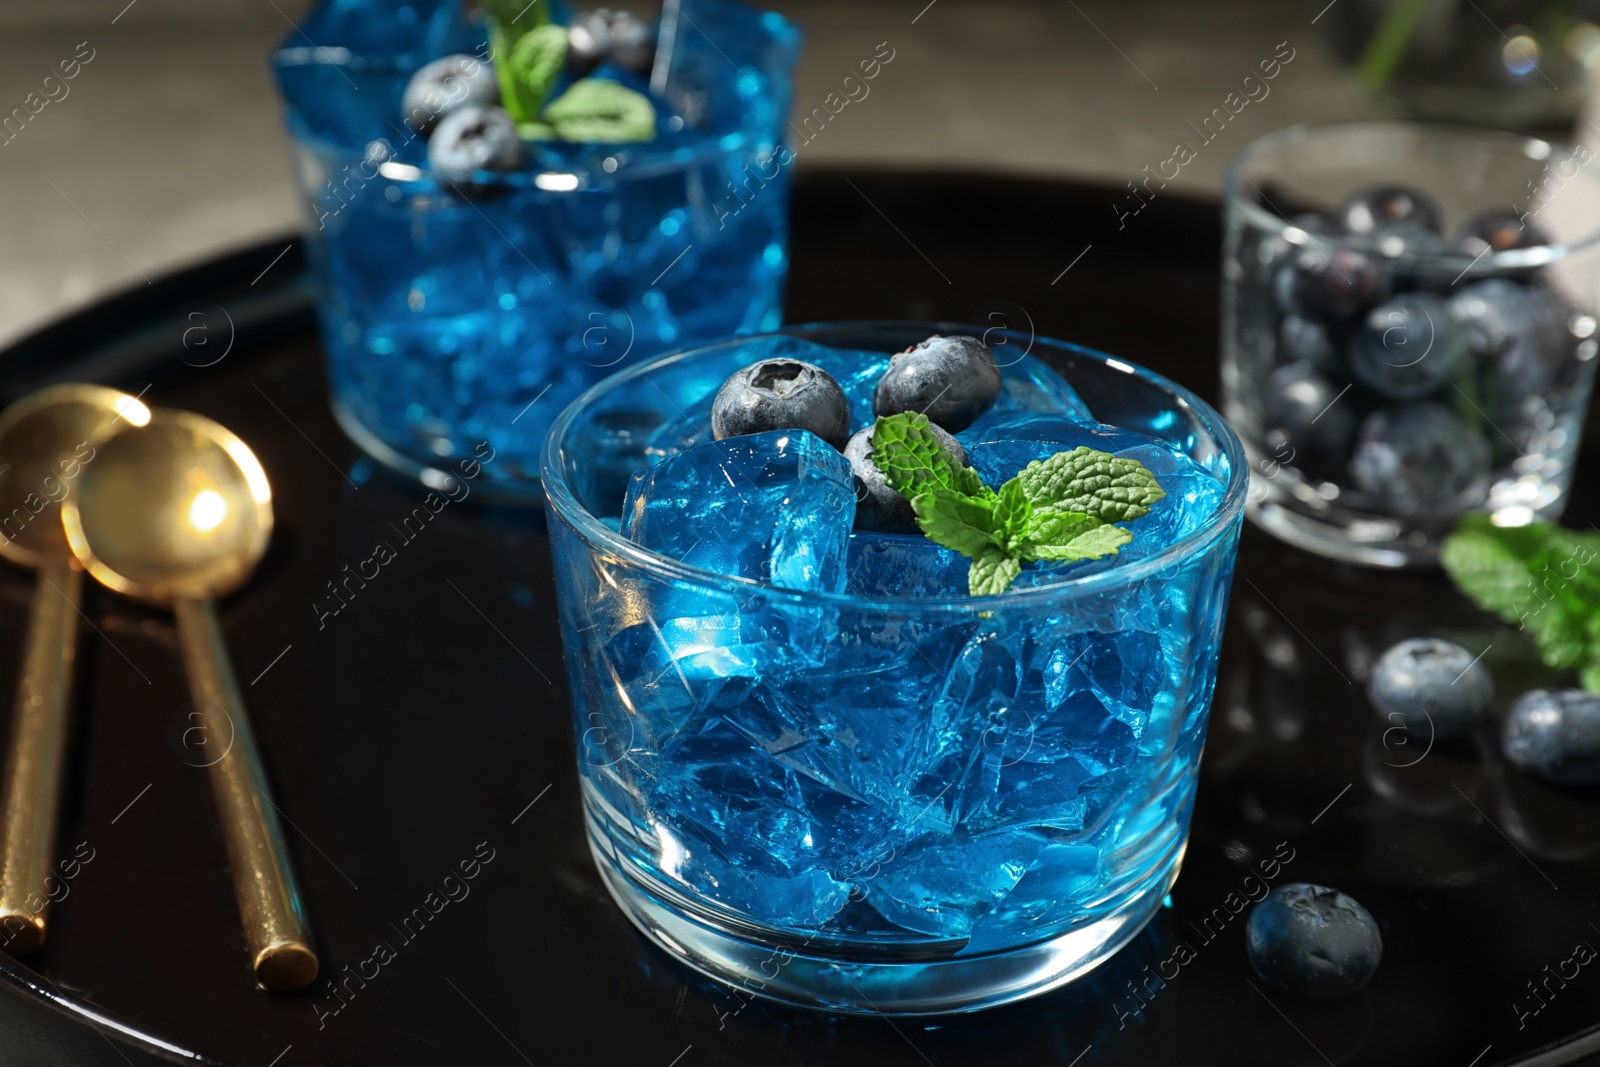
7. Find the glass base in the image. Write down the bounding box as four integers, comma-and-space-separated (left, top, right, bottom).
586, 815, 1174, 1016
330, 396, 545, 506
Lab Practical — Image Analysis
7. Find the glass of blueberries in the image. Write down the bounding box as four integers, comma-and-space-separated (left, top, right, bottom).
271, 0, 800, 496
541, 322, 1246, 1013
1224, 121, 1600, 566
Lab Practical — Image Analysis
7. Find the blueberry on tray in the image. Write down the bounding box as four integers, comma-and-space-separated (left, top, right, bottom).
1368, 637, 1492, 739
1247, 883, 1382, 999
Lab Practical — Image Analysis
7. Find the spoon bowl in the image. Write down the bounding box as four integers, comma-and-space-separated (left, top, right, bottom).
61, 409, 271, 603
0, 384, 149, 569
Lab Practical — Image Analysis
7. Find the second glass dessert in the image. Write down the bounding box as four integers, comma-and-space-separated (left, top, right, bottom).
273, 0, 800, 495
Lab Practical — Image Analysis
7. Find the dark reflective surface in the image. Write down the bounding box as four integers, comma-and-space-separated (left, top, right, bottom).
1, 169, 1598, 1067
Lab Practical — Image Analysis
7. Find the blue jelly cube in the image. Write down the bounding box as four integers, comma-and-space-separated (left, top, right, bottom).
844, 533, 967, 598
962, 357, 1094, 436
621, 429, 855, 592
672, 846, 853, 929
1112, 443, 1226, 560
862, 832, 1046, 940
964, 842, 1100, 953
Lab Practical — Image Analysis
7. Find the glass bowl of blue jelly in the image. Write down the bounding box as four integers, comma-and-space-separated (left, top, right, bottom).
272, 0, 801, 499
540, 322, 1247, 1014
1224, 121, 1600, 567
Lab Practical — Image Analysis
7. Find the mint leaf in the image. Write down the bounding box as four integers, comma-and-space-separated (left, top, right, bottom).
969, 544, 1021, 597
872, 413, 988, 501
992, 478, 1032, 553
912, 490, 1000, 557
1536, 610, 1589, 669
1440, 514, 1553, 623
1442, 514, 1600, 692
484, 0, 552, 120
1014, 446, 1165, 522
1441, 514, 1600, 631
544, 78, 656, 143
500, 23, 567, 124
1024, 518, 1131, 562
1582, 662, 1600, 695
1017, 508, 1097, 559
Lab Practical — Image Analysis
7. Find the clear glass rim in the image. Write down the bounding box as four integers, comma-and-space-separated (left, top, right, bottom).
539, 321, 1249, 612
1223, 119, 1600, 271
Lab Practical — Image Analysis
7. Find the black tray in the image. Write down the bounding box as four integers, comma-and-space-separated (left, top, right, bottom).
2, 168, 1599, 1067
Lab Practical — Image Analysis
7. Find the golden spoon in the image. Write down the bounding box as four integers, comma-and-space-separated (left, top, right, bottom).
0, 384, 148, 955
61, 408, 318, 991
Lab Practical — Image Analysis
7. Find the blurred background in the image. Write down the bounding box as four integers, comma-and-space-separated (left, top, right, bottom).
4, 0, 1600, 348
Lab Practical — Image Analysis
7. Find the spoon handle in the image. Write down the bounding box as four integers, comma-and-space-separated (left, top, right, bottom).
0, 557, 81, 956
173, 596, 318, 991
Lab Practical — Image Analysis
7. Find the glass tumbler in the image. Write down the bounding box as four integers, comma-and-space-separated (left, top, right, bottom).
272, 0, 801, 498
541, 323, 1246, 1014
1224, 121, 1600, 566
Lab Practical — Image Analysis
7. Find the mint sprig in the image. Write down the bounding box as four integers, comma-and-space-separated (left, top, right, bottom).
871, 412, 1165, 596
482, 6, 657, 142
543, 78, 656, 144
1442, 514, 1600, 692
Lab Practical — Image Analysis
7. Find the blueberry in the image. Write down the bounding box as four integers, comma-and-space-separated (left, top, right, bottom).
1368, 637, 1492, 738
1347, 293, 1468, 400
1503, 689, 1600, 787
873, 335, 1002, 432
1349, 403, 1490, 516
1496, 290, 1576, 408
1247, 883, 1382, 999
1263, 362, 1359, 477
1450, 280, 1572, 409
1273, 246, 1389, 323
711, 359, 851, 450
844, 422, 967, 533
1278, 313, 1342, 374
427, 104, 522, 181
402, 54, 498, 133
568, 9, 656, 76
1339, 184, 1441, 235
1455, 209, 1547, 256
